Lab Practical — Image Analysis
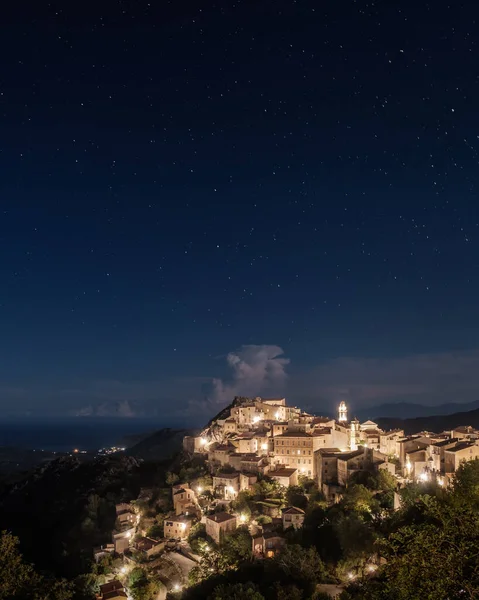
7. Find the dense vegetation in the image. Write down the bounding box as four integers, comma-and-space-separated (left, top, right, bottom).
183, 463, 479, 600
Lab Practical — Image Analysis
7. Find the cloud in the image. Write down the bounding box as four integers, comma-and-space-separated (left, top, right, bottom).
297, 350, 479, 410
189, 344, 290, 415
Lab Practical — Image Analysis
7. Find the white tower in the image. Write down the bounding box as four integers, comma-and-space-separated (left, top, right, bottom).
338, 401, 348, 422
350, 418, 359, 451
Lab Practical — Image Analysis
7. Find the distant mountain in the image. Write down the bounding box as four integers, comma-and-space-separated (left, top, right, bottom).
126, 427, 196, 461
376, 407, 479, 435
357, 399, 479, 420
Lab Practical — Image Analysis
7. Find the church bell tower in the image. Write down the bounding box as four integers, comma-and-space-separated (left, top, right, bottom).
338, 401, 348, 422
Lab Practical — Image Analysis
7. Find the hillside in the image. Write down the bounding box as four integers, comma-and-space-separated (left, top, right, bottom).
126, 427, 197, 460
0, 453, 142, 578
376, 407, 479, 435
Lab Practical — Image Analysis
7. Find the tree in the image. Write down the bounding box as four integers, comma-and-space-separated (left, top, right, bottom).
208, 582, 265, 600
360, 496, 479, 599
222, 526, 253, 565
0, 531, 74, 600
128, 567, 159, 600
286, 486, 308, 511
0, 530, 39, 598
273, 544, 327, 597
335, 513, 376, 567
166, 471, 180, 486
341, 485, 378, 515
452, 457, 479, 501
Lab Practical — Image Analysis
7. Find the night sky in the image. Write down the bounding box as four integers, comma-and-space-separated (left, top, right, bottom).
1, 1, 479, 421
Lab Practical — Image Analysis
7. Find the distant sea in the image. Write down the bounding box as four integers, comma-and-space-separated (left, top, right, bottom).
0, 418, 177, 452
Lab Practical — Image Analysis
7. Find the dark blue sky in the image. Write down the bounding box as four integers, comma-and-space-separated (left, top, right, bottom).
1, 1, 479, 421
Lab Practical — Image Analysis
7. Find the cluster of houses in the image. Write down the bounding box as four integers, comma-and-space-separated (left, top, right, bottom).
184, 397, 479, 497
95, 397, 479, 596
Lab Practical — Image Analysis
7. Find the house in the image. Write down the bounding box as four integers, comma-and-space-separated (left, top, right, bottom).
213, 473, 240, 499
97, 580, 127, 600
223, 417, 237, 433
444, 442, 479, 473
269, 467, 298, 487
337, 447, 374, 486
240, 472, 258, 491
273, 431, 316, 477
112, 527, 135, 554
134, 536, 165, 557
380, 430, 404, 456
252, 532, 285, 557
164, 516, 192, 540
235, 432, 259, 454
282, 506, 305, 530
315, 448, 342, 490
205, 512, 237, 544
93, 544, 114, 562
208, 443, 235, 467
173, 486, 196, 514
115, 503, 136, 527
240, 455, 269, 474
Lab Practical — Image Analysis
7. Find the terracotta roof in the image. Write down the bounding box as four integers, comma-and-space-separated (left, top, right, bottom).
270, 468, 297, 477
433, 438, 459, 448
312, 416, 333, 424
213, 472, 240, 480
282, 506, 305, 515
338, 449, 365, 460
100, 581, 124, 594
446, 442, 475, 453
207, 512, 236, 524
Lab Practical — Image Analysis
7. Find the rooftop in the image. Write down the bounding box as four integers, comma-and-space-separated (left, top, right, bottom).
433, 438, 459, 448
282, 506, 305, 515
207, 512, 237, 524
99, 581, 124, 594
213, 472, 240, 480
269, 468, 297, 477
446, 442, 476, 453
338, 449, 365, 460
275, 431, 312, 438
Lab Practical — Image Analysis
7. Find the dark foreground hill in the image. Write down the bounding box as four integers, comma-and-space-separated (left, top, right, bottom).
376, 407, 479, 435
0, 454, 145, 578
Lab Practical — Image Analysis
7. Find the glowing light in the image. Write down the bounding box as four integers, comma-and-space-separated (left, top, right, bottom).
253, 416, 261, 424
174, 584, 180, 591
205, 545, 209, 551
126, 531, 131, 538
181, 523, 187, 530
228, 486, 235, 494
348, 572, 356, 580
368, 565, 377, 573
275, 412, 281, 420
419, 472, 429, 482
199, 437, 207, 446
197, 486, 203, 493
437, 477, 444, 486
120, 566, 127, 574
73, 448, 79, 453
261, 443, 268, 450
240, 514, 247, 523
297, 450, 301, 454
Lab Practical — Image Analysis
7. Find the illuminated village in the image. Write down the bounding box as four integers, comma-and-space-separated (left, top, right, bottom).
94, 397, 479, 599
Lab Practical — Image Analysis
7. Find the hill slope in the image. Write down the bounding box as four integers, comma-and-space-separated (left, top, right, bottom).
126, 427, 196, 461
376, 407, 479, 435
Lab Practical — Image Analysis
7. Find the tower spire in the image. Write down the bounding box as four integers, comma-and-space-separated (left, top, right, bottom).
338, 401, 348, 422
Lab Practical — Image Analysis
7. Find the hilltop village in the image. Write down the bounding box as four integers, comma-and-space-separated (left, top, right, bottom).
91, 396, 479, 599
